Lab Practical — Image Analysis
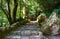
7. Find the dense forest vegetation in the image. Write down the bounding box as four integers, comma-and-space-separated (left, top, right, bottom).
0, 0, 60, 37
0, 0, 60, 26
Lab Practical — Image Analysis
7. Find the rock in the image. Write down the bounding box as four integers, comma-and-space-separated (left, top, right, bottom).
37, 13, 47, 26
41, 12, 60, 35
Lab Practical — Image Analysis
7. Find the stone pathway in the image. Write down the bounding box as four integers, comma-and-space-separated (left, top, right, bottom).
2, 21, 60, 39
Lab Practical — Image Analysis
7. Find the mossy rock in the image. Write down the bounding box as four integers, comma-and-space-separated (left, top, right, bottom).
37, 13, 46, 26
0, 22, 21, 38
40, 13, 60, 35
40, 22, 53, 35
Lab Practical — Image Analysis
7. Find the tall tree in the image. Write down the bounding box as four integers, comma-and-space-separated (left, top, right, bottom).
0, 0, 18, 25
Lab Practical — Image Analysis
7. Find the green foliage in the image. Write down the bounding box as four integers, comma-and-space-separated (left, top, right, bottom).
0, 10, 9, 27
36, 0, 60, 12
0, 0, 60, 27
21, 0, 41, 18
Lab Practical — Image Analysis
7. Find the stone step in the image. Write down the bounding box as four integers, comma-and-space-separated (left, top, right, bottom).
10, 30, 40, 36
3, 35, 60, 39
21, 28, 40, 30
20, 25, 40, 28
4, 35, 44, 39
17, 25, 40, 31
4, 36, 21, 39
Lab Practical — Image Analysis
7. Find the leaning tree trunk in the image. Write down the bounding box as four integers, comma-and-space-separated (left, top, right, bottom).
7, 0, 13, 25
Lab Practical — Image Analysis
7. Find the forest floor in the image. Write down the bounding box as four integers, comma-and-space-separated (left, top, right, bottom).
2, 21, 60, 39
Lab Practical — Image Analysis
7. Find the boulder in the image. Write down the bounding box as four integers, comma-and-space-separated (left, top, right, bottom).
40, 12, 60, 35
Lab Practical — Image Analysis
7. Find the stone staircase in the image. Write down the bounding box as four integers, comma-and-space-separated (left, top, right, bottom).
2, 21, 44, 39
2, 21, 60, 39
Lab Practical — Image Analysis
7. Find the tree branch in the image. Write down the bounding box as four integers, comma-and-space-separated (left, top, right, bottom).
7, 0, 11, 15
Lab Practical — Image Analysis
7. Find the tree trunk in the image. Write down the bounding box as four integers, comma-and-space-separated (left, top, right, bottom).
6, 0, 13, 25
25, 7, 28, 18
12, 0, 18, 22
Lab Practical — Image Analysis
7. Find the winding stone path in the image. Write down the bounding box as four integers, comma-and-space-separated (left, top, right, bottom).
2, 21, 60, 39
